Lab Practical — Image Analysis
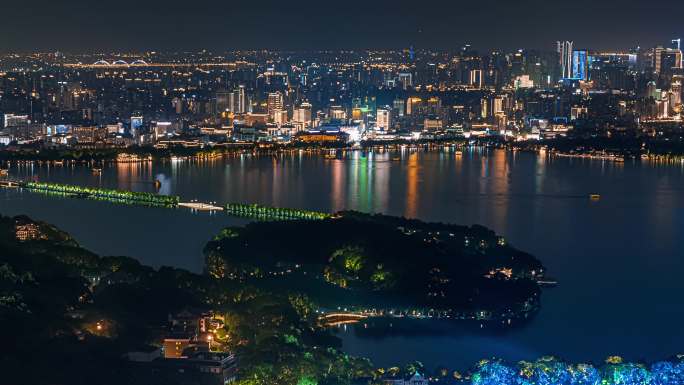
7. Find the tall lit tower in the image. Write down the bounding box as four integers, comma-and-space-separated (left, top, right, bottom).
216, 90, 230, 113
469, 69, 483, 88
293, 102, 312, 128
267, 92, 284, 119
376, 108, 391, 131
229, 85, 247, 114
557, 41, 573, 79
572, 50, 589, 80
130, 114, 143, 136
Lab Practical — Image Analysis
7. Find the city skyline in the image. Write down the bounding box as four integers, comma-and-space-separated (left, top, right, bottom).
2, 0, 683, 52
5, 2, 684, 383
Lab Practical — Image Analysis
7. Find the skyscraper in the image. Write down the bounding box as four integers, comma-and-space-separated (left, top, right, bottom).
393, 99, 405, 117
229, 85, 247, 114
557, 41, 573, 79
267, 92, 284, 119
293, 102, 312, 127
492, 96, 504, 115
572, 50, 589, 80
469, 69, 483, 88
376, 108, 391, 131
671, 81, 682, 106
130, 115, 143, 136
653, 46, 683, 77
216, 90, 231, 113
398, 73, 413, 90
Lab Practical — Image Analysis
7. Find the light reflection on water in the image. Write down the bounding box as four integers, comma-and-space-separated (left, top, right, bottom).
2, 148, 684, 369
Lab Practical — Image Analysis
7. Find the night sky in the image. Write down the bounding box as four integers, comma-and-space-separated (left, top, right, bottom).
3, 0, 683, 52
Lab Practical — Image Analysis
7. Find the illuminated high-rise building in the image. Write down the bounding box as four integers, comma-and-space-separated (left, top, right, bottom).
653, 47, 683, 75
469, 69, 483, 88
273, 109, 288, 126
293, 102, 312, 127
398, 73, 413, 90
267, 92, 284, 119
671, 81, 682, 107
329, 105, 346, 120
393, 99, 405, 117
657, 94, 670, 118
570, 106, 588, 120
492, 96, 504, 115
427, 97, 441, 116
572, 50, 589, 80
3, 113, 29, 128
229, 85, 247, 114
376, 108, 391, 131
172, 97, 183, 114
406, 97, 422, 115
557, 41, 574, 79
646, 81, 659, 99
130, 115, 143, 136
351, 108, 363, 120
216, 90, 231, 113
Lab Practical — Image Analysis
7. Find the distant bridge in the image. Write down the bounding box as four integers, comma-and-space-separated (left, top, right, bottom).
91, 59, 150, 66
64, 61, 246, 69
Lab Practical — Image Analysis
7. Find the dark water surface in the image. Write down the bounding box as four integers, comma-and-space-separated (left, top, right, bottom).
2, 148, 684, 369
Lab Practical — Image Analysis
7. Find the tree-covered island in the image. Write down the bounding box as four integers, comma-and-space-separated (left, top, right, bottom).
205, 212, 545, 324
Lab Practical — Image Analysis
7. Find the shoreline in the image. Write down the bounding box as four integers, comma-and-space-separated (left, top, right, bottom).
3, 140, 684, 167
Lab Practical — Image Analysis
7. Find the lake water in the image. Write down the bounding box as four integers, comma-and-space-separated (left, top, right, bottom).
2, 148, 684, 370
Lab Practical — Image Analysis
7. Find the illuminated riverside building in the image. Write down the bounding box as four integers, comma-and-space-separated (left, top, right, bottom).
423, 117, 443, 131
